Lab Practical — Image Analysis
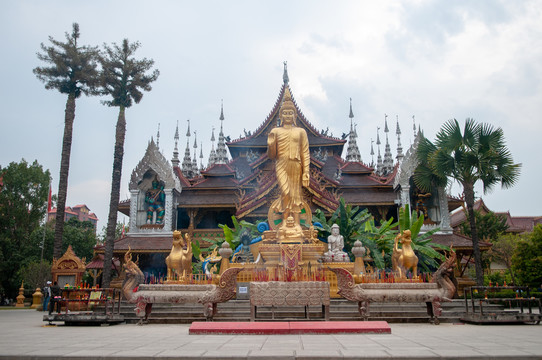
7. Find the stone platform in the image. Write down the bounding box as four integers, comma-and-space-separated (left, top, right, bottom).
189, 320, 391, 334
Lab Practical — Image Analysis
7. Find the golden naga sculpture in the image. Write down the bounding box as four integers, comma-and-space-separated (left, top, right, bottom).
392, 230, 419, 279
267, 86, 310, 242
165, 230, 193, 281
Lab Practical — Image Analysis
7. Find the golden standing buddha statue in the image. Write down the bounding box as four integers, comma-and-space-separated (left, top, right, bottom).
267, 87, 310, 242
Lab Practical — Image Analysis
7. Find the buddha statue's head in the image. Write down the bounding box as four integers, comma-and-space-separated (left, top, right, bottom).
279, 87, 297, 126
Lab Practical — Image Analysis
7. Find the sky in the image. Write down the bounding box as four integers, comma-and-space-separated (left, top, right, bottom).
1, 1, 541, 232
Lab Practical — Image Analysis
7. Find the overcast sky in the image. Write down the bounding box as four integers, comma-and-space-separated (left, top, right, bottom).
1, 1, 541, 232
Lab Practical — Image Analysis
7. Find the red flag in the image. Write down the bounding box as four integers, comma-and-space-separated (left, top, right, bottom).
47, 185, 52, 214
121, 223, 126, 237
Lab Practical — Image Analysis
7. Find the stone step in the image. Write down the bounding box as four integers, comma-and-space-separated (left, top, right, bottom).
116, 298, 487, 324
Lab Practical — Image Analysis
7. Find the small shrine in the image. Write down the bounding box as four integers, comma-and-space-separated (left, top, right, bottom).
51, 245, 86, 287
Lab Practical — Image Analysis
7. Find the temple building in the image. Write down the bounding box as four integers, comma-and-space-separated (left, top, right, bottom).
108, 63, 474, 281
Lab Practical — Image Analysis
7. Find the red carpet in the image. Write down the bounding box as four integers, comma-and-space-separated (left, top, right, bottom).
189, 321, 391, 335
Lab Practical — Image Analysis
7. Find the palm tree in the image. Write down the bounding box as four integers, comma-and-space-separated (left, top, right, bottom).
99, 39, 159, 288
415, 118, 521, 285
33, 23, 100, 259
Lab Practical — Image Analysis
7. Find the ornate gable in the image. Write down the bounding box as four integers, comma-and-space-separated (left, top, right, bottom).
129, 139, 181, 192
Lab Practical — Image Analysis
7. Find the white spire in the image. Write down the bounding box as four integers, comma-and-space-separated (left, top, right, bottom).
171, 120, 180, 167
382, 114, 394, 175
208, 126, 217, 166
192, 130, 199, 176
181, 120, 194, 177
345, 98, 361, 162
396, 115, 403, 162
376, 127, 383, 174
215, 100, 229, 164
156, 123, 160, 149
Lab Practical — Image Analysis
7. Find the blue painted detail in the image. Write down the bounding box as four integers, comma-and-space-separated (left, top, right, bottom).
313, 222, 323, 229
250, 236, 263, 244
257, 222, 269, 233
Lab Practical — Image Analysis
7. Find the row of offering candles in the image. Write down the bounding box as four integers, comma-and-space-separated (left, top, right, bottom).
357, 271, 433, 283
251, 267, 327, 282
63, 282, 98, 289
144, 272, 215, 284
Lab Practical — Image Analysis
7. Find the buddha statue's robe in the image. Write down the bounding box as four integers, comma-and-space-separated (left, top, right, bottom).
267, 124, 310, 214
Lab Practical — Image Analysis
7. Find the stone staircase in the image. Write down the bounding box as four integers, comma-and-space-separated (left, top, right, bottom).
117, 299, 496, 324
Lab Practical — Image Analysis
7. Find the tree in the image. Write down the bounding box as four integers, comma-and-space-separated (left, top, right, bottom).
0, 160, 50, 296
99, 39, 159, 288
415, 118, 521, 285
491, 233, 521, 285
33, 23, 99, 259
460, 210, 508, 242
512, 225, 542, 288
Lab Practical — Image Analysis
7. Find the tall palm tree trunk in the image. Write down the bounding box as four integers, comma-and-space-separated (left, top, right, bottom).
464, 182, 484, 285
53, 93, 76, 259
102, 106, 126, 288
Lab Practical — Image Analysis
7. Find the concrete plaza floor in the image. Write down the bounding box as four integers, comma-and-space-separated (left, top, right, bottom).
1, 309, 541, 359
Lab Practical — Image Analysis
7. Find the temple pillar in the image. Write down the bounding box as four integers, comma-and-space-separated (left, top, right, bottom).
129, 189, 138, 233
437, 186, 452, 233
163, 189, 174, 231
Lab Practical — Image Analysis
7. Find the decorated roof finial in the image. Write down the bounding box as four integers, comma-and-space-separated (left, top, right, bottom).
182, 120, 194, 177
192, 131, 199, 176
172, 120, 180, 167
215, 101, 229, 164
384, 114, 389, 133
345, 98, 361, 162
383, 118, 394, 175
396, 115, 403, 161
283, 61, 289, 85
156, 123, 160, 149
376, 127, 383, 175
370, 138, 375, 167
412, 115, 416, 141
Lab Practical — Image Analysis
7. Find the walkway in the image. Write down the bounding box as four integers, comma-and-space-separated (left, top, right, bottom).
1, 309, 541, 359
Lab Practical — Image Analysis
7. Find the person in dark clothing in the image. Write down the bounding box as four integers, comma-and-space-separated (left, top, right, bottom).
48, 281, 61, 314
42, 281, 51, 312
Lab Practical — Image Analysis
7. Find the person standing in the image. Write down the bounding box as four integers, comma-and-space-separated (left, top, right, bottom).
42, 281, 51, 312
48, 281, 61, 314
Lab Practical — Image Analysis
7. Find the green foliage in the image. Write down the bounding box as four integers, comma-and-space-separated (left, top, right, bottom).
31, 218, 98, 264
99, 39, 160, 108
484, 271, 513, 287
218, 216, 259, 250
355, 217, 397, 269
399, 205, 447, 272
415, 118, 521, 286
460, 210, 508, 242
98, 222, 126, 244
313, 198, 372, 255
0, 159, 50, 297
488, 233, 521, 284
33, 23, 100, 98
17, 261, 52, 291
512, 225, 542, 288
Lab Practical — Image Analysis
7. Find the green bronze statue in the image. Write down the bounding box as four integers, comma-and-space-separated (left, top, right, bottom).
145, 178, 165, 224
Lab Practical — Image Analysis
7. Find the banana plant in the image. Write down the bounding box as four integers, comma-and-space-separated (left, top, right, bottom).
355, 217, 398, 269
313, 198, 372, 255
